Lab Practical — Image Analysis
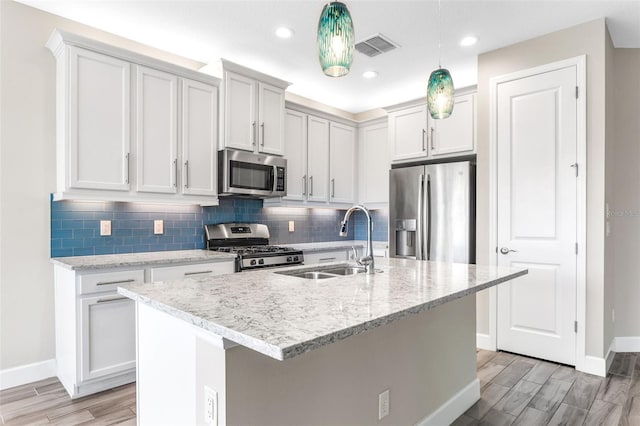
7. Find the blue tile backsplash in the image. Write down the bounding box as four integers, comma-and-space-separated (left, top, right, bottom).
51, 198, 389, 258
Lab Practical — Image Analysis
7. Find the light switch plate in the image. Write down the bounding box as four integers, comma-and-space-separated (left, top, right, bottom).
100, 220, 111, 236
154, 220, 164, 235
288, 221, 295, 233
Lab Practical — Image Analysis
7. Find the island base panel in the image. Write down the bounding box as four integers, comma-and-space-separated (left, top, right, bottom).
136, 295, 480, 425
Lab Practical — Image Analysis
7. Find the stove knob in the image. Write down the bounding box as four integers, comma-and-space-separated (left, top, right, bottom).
293, 256, 299, 262
258, 259, 264, 265
250, 259, 257, 266
287, 256, 292, 262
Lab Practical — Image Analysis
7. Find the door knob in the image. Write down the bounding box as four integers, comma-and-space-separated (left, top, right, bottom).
500, 247, 518, 255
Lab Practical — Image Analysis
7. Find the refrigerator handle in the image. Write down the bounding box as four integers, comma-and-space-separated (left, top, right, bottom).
426, 174, 432, 261
416, 174, 425, 260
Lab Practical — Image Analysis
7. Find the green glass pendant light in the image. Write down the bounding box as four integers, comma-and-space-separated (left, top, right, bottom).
317, 2, 354, 77
427, 0, 454, 119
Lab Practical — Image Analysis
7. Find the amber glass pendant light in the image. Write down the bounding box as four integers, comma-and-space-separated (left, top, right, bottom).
317, 2, 355, 77
427, 0, 454, 119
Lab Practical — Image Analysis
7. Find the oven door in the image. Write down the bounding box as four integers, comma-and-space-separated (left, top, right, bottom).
219, 149, 286, 197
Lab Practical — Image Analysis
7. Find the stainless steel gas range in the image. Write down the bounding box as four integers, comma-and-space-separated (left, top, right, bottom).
204, 223, 303, 272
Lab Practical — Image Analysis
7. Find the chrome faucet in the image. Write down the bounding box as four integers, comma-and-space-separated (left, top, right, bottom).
339, 204, 375, 274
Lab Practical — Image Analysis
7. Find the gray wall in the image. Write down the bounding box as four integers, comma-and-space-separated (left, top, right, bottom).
475, 19, 611, 358
612, 48, 640, 339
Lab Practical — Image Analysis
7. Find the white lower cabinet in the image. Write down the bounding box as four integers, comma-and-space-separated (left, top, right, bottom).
79, 294, 136, 381
303, 249, 349, 265
53, 258, 235, 398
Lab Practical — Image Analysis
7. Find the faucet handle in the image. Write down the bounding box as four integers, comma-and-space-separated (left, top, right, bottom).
350, 246, 358, 262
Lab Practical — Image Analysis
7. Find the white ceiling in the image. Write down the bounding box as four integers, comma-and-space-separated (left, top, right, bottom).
18, 0, 640, 113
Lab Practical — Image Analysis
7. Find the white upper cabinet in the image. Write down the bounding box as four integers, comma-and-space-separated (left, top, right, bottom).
283, 109, 307, 201
358, 120, 390, 206
135, 66, 178, 194
329, 122, 356, 204
388, 104, 428, 162
220, 60, 290, 156
68, 47, 131, 191
388, 91, 476, 163
47, 29, 221, 205
306, 115, 330, 203
181, 79, 218, 197
430, 93, 476, 156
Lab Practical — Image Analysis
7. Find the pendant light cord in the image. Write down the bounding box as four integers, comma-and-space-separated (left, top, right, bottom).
438, 0, 442, 68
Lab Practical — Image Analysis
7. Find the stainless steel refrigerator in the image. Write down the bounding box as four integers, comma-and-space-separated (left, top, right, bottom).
389, 161, 475, 263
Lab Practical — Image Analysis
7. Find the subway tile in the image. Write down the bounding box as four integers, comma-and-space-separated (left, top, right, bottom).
72, 247, 95, 256
94, 247, 116, 255
51, 229, 73, 239
52, 248, 73, 257
73, 229, 95, 239
61, 220, 84, 229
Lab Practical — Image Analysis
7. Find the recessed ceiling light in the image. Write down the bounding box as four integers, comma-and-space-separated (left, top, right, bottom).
459, 36, 477, 47
275, 27, 294, 39
362, 71, 378, 79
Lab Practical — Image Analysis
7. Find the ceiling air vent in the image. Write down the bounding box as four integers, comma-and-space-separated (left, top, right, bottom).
355, 34, 399, 57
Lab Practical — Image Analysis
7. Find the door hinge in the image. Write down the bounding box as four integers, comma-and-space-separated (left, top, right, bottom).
575, 242, 578, 254
574, 321, 578, 333
575, 86, 579, 99
570, 163, 578, 177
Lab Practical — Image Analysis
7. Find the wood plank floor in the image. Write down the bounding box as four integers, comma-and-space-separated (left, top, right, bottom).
1, 350, 638, 425
454, 350, 640, 426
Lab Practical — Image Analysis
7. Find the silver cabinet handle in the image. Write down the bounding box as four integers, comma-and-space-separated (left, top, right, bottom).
500, 247, 518, 255
184, 160, 189, 188
184, 270, 213, 276
125, 153, 130, 184
96, 278, 135, 286
319, 257, 336, 262
252, 121, 256, 145
261, 123, 265, 146
309, 176, 313, 196
97, 296, 128, 304
331, 178, 335, 198
173, 159, 178, 187
430, 127, 435, 150
302, 175, 307, 195
422, 129, 426, 151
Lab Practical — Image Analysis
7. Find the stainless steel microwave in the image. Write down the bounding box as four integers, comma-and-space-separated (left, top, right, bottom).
218, 149, 287, 197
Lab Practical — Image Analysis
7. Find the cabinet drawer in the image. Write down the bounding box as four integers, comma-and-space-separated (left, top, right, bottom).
149, 261, 235, 282
303, 250, 348, 265
79, 270, 145, 295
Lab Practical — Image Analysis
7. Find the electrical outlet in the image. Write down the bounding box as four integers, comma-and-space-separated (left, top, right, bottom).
288, 220, 295, 233
99, 220, 111, 236
154, 220, 164, 235
204, 386, 217, 425
378, 389, 389, 420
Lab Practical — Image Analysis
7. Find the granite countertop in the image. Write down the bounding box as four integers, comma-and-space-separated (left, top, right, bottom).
51, 249, 237, 271
118, 258, 526, 361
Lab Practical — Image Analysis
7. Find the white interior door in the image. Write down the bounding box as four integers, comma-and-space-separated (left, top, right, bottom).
496, 65, 578, 365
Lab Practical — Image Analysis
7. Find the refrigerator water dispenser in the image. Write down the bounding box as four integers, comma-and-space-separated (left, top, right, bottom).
395, 219, 417, 257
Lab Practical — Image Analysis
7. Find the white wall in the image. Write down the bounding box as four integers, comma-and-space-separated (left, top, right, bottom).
475, 19, 610, 358
0, 0, 203, 373
613, 48, 640, 340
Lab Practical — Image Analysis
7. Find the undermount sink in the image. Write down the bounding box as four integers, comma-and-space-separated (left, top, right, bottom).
275, 264, 367, 280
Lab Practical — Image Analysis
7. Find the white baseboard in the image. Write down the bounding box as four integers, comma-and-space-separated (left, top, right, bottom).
580, 355, 607, 377
476, 333, 495, 351
613, 336, 640, 352
416, 379, 480, 426
0, 359, 57, 390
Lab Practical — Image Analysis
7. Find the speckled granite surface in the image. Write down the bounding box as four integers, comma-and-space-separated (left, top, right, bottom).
51, 250, 236, 271
118, 258, 526, 361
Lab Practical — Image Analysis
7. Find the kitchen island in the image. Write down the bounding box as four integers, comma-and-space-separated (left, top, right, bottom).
119, 258, 526, 425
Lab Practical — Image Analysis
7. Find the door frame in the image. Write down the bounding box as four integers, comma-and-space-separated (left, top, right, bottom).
486, 55, 588, 372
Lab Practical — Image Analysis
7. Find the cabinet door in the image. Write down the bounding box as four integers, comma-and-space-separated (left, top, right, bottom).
224, 71, 256, 152
389, 104, 428, 162
329, 122, 356, 204
358, 121, 390, 205
430, 93, 476, 156
182, 79, 218, 197
258, 83, 285, 155
135, 66, 178, 194
149, 261, 235, 282
306, 116, 330, 203
68, 47, 131, 191
80, 294, 135, 381
303, 250, 348, 265
283, 109, 307, 201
